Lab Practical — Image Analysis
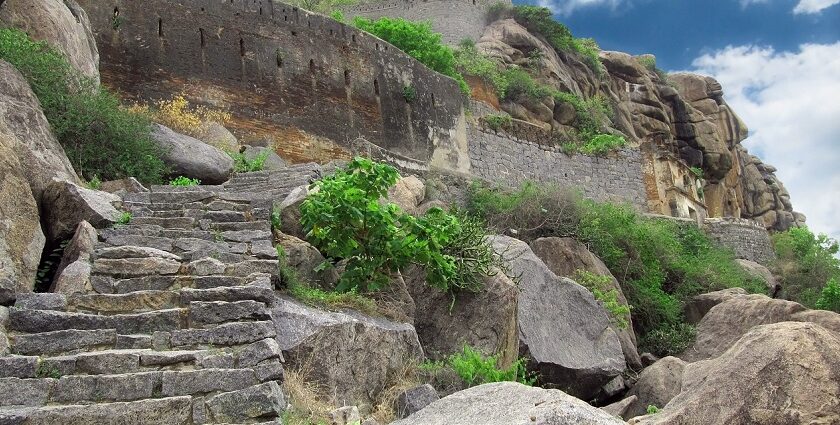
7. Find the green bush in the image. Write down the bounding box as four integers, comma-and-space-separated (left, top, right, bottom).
168, 176, 200, 186
402, 85, 417, 103
573, 270, 631, 329
116, 211, 132, 225
0, 29, 167, 184
446, 345, 536, 387
772, 227, 840, 307
640, 323, 696, 357
229, 151, 269, 173
353, 17, 469, 95
816, 278, 840, 313
483, 113, 512, 131
578, 133, 626, 156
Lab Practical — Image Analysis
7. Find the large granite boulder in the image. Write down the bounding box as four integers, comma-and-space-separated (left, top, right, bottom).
388, 175, 425, 216
242, 146, 287, 171
271, 296, 423, 406
50, 221, 97, 295
197, 122, 239, 152
0, 61, 78, 203
391, 382, 624, 425
735, 258, 780, 296
0, 131, 45, 304
530, 237, 641, 369
277, 186, 309, 240
276, 233, 338, 289
42, 178, 122, 242
151, 124, 234, 185
632, 322, 840, 424
682, 287, 748, 324
0, 0, 100, 82
681, 293, 840, 361
622, 356, 686, 419
490, 236, 625, 400
404, 265, 519, 366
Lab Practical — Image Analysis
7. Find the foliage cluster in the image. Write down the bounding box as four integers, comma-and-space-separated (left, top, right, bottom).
352, 17, 469, 95
573, 270, 631, 329
132, 94, 231, 139
402, 85, 417, 103
168, 176, 201, 186
816, 278, 840, 313
772, 227, 840, 308
483, 113, 513, 131
424, 345, 535, 387
468, 181, 766, 355
0, 29, 167, 183
636, 56, 669, 82
639, 323, 697, 357
229, 150, 269, 173
300, 157, 498, 295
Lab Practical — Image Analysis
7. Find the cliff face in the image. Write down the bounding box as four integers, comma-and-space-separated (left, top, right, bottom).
474, 18, 804, 231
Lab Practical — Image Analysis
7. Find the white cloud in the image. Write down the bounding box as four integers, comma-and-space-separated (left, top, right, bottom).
536, 0, 625, 15
691, 42, 840, 243
740, 0, 840, 13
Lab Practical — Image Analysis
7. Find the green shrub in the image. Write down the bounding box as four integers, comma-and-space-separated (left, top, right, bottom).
446, 345, 536, 387
483, 113, 512, 131
402, 85, 417, 103
772, 227, 840, 307
353, 17, 469, 95
229, 150, 269, 173
0, 29, 167, 184
578, 133, 627, 156
573, 270, 631, 329
689, 166, 704, 179
640, 323, 696, 357
116, 211, 132, 225
168, 176, 200, 186
815, 278, 840, 313
646, 405, 660, 415
86, 175, 102, 190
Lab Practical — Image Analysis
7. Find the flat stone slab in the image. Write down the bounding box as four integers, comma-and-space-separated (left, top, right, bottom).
170, 321, 275, 347
11, 329, 117, 355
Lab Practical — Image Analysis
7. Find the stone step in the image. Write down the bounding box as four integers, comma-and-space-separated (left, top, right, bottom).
130, 217, 197, 229
149, 189, 216, 205
168, 321, 275, 348
98, 234, 175, 253
67, 291, 181, 314
208, 220, 270, 232
8, 308, 185, 334
92, 257, 183, 278
179, 285, 274, 304
0, 395, 193, 424
188, 300, 270, 327
10, 329, 117, 355
93, 275, 182, 294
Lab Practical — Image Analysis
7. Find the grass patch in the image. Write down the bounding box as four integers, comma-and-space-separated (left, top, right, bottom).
445, 345, 535, 387
168, 176, 200, 186
229, 150, 269, 173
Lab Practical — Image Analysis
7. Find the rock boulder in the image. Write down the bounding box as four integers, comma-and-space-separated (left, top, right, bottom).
622, 356, 686, 419
50, 221, 97, 295
42, 178, 122, 242
490, 236, 625, 400
151, 124, 234, 185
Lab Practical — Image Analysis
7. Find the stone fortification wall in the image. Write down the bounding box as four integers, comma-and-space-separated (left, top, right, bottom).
703, 218, 777, 265
75, 0, 468, 166
466, 123, 649, 211
343, 0, 508, 45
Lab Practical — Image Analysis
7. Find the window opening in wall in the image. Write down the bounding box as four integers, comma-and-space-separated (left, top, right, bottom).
291, 30, 297, 36
276, 49, 283, 68
158, 18, 164, 37
688, 207, 698, 221
683, 175, 690, 188
669, 200, 679, 217
374, 79, 380, 96
309, 59, 315, 74
344, 70, 351, 86
200, 28, 205, 47
352, 34, 356, 43
240, 38, 245, 56
431, 93, 435, 105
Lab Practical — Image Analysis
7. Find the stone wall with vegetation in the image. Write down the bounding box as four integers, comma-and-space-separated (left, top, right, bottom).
703, 218, 777, 265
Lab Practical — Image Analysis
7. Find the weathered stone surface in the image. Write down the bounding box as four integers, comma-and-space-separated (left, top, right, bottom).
205, 381, 286, 423
0, 356, 38, 378
238, 338, 283, 367
405, 265, 518, 366
25, 396, 193, 424
632, 322, 840, 425
51, 221, 98, 295
490, 236, 625, 400
601, 395, 637, 418
242, 145, 287, 170
161, 369, 257, 396
735, 258, 780, 296
276, 233, 338, 289
278, 185, 309, 239
272, 296, 423, 405
683, 287, 748, 325
392, 382, 624, 425
179, 285, 273, 304
681, 294, 840, 361
14, 293, 67, 311
226, 260, 279, 277
139, 350, 197, 367
170, 321, 275, 347
68, 291, 179, 314
115, 334, 152, 349
396, 384, 440, 419
9, 308, 183, 334
0, 377, 55, 406
11, 329, 117, 355
188, 300, 269, 325
151, 124, 234, 185
51, 372, 159, 403
253, 358, 284, 382
0, 0, 100, 82
198, 122, 239, 152
99, 177, 148, 196
530, 237, 640, 369
187, 257, 227, 276
388, 175, 426, 215
92, 257, 182, 277
72, 350, 142, 375
96, 246, 181, 261
43, 179, 121, 241
623, 356, 686, 419
329, 405, 362, 425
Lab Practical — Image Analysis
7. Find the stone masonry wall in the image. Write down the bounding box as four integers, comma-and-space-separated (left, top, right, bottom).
343, 0, 508, 45
467, 124, 649, 211
75, 0, 466, 166
703, 218, 777, 265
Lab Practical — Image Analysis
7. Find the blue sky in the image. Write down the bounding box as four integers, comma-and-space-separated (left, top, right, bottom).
515, 0, 840, 243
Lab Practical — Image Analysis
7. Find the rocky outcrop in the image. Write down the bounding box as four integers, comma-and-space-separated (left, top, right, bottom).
277, 185, 310, 240
404, 265, 519, 366
632, 322, 840, 424
50, 221, 97, 295
530, 237, 640, 369
276, 233, 338, 289
271, 296, 423, 406
388, 175, 426, 216
681, 293, 840, 361
682, 287, 748, 324
242, 146, 288, 171
0, 61, 79, 203
735, 259, 780, 296
490, 236, 625, 400
622, 356, 685, 419
197, 122, 239, 152
392, 382, 625, 425
42, 179, 122, 242
0, 0, 100, 82
150, 124, 234, 185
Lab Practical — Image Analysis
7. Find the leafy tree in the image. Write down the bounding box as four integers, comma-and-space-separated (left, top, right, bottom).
353, 17, 469, 94
815, 278, 840, 313
772, 227, 840, 307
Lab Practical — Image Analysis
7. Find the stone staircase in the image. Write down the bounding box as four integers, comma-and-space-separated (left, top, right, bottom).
0, 166, 326, 424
